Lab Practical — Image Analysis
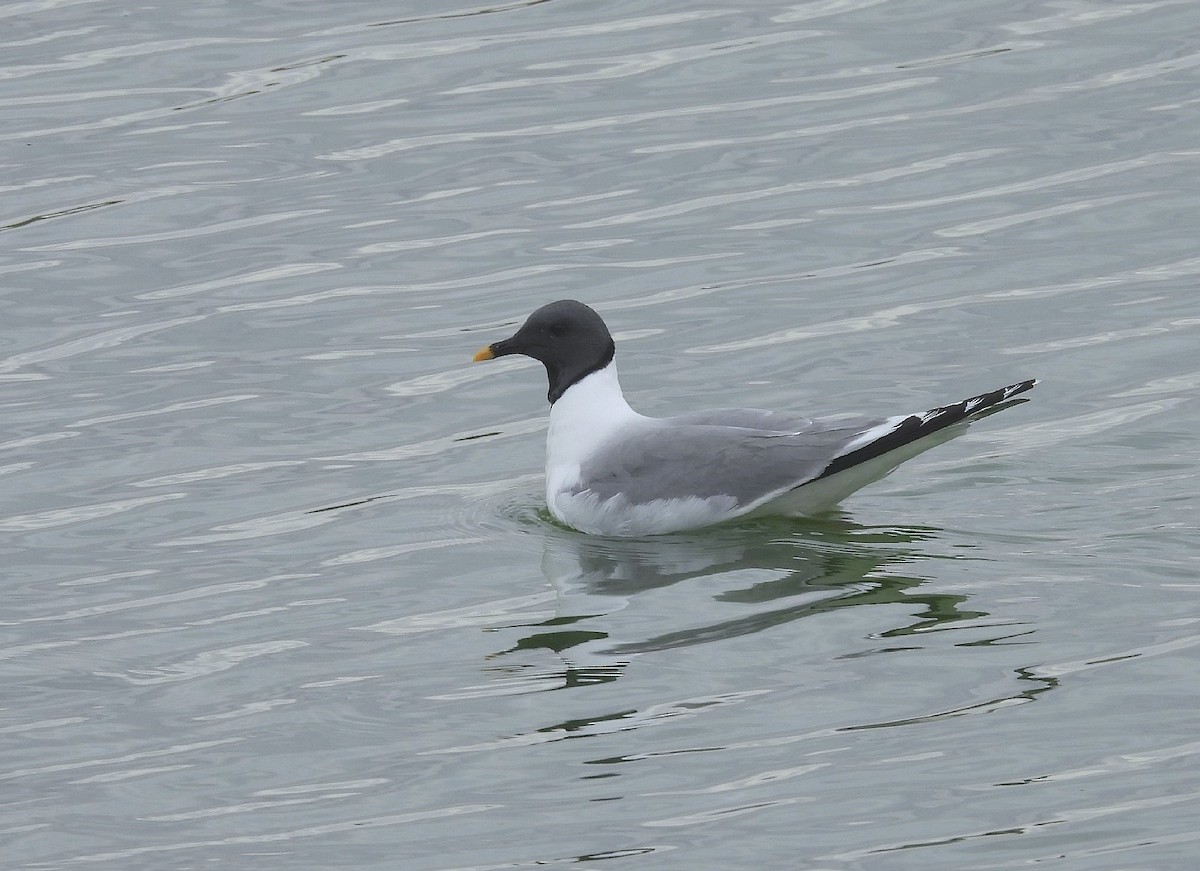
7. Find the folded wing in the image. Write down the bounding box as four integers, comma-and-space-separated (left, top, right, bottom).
573, 379, 1037, 510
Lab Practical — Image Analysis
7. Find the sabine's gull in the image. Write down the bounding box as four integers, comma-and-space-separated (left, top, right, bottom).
473, 300, 1036, 536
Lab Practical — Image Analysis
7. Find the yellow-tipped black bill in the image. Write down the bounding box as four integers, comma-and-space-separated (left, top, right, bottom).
472, 345, 495, 362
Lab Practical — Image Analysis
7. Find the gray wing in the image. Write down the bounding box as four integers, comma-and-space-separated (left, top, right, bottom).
576, 415, 885, 507
664, 407, 813, 432
577, 379, 1040, 508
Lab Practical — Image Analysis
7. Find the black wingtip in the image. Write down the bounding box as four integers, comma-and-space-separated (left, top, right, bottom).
917, 378, 1039, 427
817, 378, 1038, 480
957, 378, 1037, 421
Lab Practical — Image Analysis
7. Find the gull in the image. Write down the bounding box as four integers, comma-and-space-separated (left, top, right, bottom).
473, 300, 1035, 537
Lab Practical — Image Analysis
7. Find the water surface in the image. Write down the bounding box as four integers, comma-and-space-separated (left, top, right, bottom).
4, 1, 1199, 868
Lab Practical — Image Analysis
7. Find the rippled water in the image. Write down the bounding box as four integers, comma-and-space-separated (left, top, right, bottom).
5, 1, 1200, 868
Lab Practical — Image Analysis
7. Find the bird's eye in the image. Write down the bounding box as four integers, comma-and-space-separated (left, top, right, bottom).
547, 323, 566, 338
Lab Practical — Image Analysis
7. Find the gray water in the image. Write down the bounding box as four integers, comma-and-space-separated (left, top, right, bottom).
4, 1, 1199, 868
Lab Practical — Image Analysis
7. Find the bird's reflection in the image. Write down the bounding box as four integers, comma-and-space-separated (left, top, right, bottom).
488, 512, 988, 685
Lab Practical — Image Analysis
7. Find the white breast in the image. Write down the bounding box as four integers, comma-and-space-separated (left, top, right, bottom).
544, 361, 642, 518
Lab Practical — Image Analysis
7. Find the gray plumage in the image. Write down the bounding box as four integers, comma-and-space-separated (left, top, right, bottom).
576, 415, 869, 506
473, 299, 1037, 536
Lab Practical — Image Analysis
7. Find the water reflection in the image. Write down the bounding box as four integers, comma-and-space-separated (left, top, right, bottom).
490, 513, 987, 678
429, 515, 1056, 756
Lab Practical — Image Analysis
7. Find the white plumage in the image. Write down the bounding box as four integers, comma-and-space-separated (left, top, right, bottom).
474, 300, 1036, 537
